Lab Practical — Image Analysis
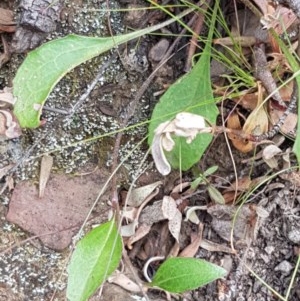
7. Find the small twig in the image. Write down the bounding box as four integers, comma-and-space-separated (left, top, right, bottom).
253, 44, 287, 108
0, 34, 11, 67
122, 249, 150, 301
43, 105, 70, 114
68, 56, 116, 117
184, 1, 210, 72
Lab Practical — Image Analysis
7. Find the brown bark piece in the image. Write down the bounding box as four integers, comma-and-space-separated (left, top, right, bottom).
0, 8, 16, 33
11, 0, 62, 53
7, 169, 109, 250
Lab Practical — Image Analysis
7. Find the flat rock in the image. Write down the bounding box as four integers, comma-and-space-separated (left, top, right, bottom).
7, 169, 108, 250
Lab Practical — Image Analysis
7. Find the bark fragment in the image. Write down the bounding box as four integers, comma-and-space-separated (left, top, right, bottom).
11, 0, 62, 53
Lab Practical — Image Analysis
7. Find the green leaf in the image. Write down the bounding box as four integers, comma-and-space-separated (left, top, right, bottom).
66, 219, 122, 301
151, 257, 227, 293
190, 175, 206, 190
148, 2, 219, 171
208, 185, 225, 204
203, 165, 218, 177
13, 9, 192, 128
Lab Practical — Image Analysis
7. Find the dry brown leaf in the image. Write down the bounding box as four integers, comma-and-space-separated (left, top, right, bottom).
262, 145, 282, 168
200, 239, 235, 254
127, 181, 162, 207
252, 0, 269, 15
222, 177, 252, 203
162, 196, 177, 220
121, 188, 160, 238
162, 196, 182, 242
108, 271, 142, 293
126, 224, 152, 249
232, 91, 259, 111
243, 84, 268, 137
39, 155, 53, 198
224, 177, 252, 192
261, 5, 297, 35
168, 210, 182, 243
179, 223, 203, 257
168, 241, 180, 257
227, 112, 253, 153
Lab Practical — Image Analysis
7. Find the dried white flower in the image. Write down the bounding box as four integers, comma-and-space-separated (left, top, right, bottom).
151, 112, 212, 175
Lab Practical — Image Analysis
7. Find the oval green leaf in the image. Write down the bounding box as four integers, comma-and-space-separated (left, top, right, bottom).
151, 257, 227, 293
66, 219, 122, 301
13, 10, 193, 128
148, 2, 219, 172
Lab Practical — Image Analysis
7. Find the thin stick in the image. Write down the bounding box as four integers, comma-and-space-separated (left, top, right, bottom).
253, 45, 287, 108
184, 2, 209, 71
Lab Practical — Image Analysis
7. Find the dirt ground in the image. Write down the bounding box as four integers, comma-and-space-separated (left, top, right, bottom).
0, 0, 299, 300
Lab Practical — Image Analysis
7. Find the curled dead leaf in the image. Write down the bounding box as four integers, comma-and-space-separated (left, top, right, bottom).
0, 109, 22, 139
0, 87, 15, 106
262, 145, 282, 169
227, 112, 254, 153
179, 223, 203, 257
227, 83, 269, 153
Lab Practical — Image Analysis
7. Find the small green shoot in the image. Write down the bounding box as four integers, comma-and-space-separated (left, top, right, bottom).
150, 257, 227, 293
66, 219, 122, 301
191, 165, 218, 189
191, 166, 225, 204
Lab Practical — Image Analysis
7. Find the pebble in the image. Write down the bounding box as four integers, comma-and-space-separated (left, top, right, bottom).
148, 38, 170, 63
274, 260, 293, 274
264, 245, 275, 255
288, 228, 300, 244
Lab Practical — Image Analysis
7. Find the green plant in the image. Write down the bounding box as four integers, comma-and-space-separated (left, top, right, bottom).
191, 166, 225, 204
67, 219, 122, 301
12, 8, 192, 128
148, 0, 219, 174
